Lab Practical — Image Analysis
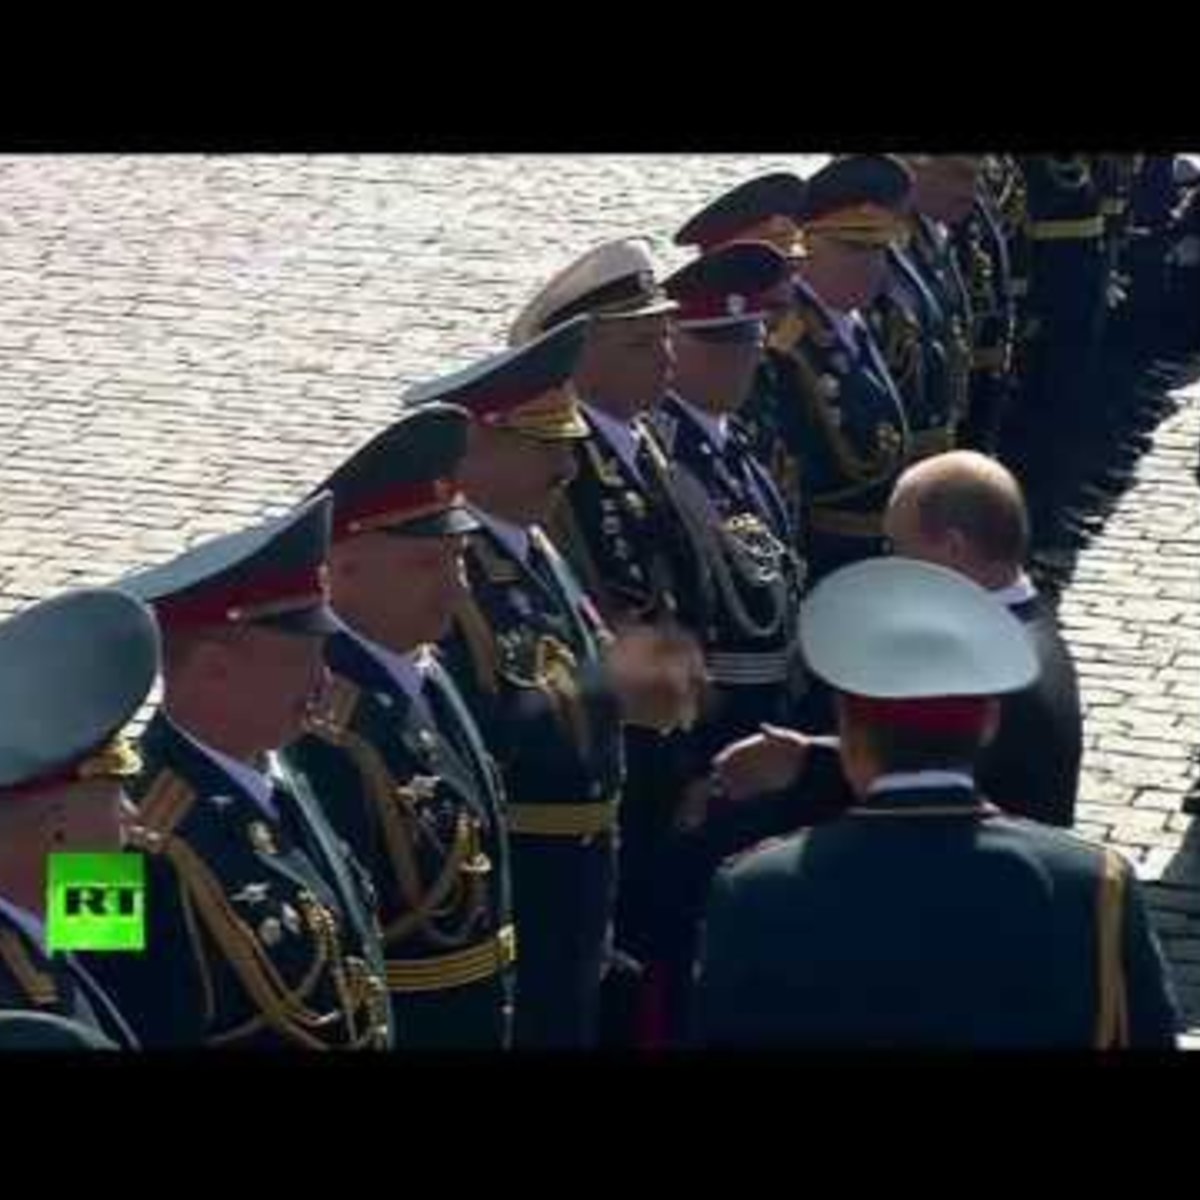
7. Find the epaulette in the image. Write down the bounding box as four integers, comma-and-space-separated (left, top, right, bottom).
127, 768, 197, 853
768, 308, 808, 356
470, 533, 521, 585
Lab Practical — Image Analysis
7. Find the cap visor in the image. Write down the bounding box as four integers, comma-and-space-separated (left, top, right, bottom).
385, 505, 481, 538
256, 604, 343, 637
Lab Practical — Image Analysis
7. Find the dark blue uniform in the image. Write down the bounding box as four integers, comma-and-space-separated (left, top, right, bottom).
89, 714, 393, 1049
439, 520, 622, 1049
1003, 155, 1109, 541
953, 188, 1017, 454
867, 242, 966, 462
743, 279, 909, 584
281, 633, 515, 1048
694, 778, 1180, 1047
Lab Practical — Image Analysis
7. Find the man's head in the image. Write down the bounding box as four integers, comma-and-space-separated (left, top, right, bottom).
123, 493, 339, 760
662, 240, 790, 414
159, 622, 328, 761
902, 155, 981, 227
799, 557, 1038, 797
510, 238, 678, 420
403, 317, 591, 528
884, 450, 1030, 590
795, 155, 913, 311
0, 588, 160, 907
318, 405, 478, 650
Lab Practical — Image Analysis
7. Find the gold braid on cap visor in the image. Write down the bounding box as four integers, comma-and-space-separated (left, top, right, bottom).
725, 215, 808, 259
802, 203, 910, 248
493, 382, 589, 440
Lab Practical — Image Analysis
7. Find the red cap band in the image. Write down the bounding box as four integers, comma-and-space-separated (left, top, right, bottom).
333, 478, 461, 540
845, 694, 991, 736
154, 564, 329, 630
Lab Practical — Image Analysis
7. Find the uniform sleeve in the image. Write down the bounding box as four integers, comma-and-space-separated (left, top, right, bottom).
690, 868, 757, 1046
1122, 876, 1182, 1048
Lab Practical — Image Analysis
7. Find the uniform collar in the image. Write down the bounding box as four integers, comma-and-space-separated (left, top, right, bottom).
583, 403, 644, 480
990, 571, 1038, 609
476, 509, 531, 565
867, 769, 976, 797
166, 717, 279, 823
671, 391, 729, 450
0, 894, 45, 952
342, 629, 429, 703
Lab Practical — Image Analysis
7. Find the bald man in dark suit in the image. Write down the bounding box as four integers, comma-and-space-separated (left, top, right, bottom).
883, 450, 1082, 827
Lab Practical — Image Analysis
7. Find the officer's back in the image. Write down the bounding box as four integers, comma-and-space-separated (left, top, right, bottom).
694, 558, 1179, 1048
698, 805, 1169, 1047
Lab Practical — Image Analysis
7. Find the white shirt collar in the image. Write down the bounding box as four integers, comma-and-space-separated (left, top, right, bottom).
991, 571, 1038, 609
672, 392, 729, 450
0, 895, 45, 952
344, 629, 429, 702
477, 509, 531, 565
168, 718, 279, 823
868, 769, 976, 796
584, 404, 644, 482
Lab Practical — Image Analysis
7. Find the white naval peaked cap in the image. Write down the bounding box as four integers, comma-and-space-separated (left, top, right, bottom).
799, 557, 1039, 699
508, 237, 677, 347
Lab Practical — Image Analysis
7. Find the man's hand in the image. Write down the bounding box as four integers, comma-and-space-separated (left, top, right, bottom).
606, 622, 709, 734
711, 723, 811, 804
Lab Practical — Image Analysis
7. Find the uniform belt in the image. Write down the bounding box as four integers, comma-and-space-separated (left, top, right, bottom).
384, 925, 517, 993
971, 345, 1009, 372
808, 507, 884, 539
506, 798, 619, 838
1026, 215, 1106, 241
907, 426, 956, 459
706, 648, 793, 685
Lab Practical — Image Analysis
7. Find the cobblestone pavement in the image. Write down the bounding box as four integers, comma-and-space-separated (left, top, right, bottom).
1, 155, 1197, 1033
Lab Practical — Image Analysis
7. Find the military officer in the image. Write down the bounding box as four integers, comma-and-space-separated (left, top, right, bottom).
509, 237, 685, 629
892, 156, 989, 456
511, 234, 845, 1043
883, 451, 1082, 828
637, 240, 852, 1039
693, 557, 1180, 1048
0, 589, 158, 1050
732, 155, 913, 584
1003, 155, 1110, 556
671, 170, 811, 539
281, 406, 516, 1049
402, 318, 704, 1049
951, 157, 1018, 455
88, 495, 393, 1049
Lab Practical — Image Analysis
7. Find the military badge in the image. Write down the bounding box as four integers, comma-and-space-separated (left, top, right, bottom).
247, 821, 279, 856
257, 917, 283, 947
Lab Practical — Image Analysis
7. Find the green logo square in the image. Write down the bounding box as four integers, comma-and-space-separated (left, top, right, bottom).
46, 853, 146, 953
